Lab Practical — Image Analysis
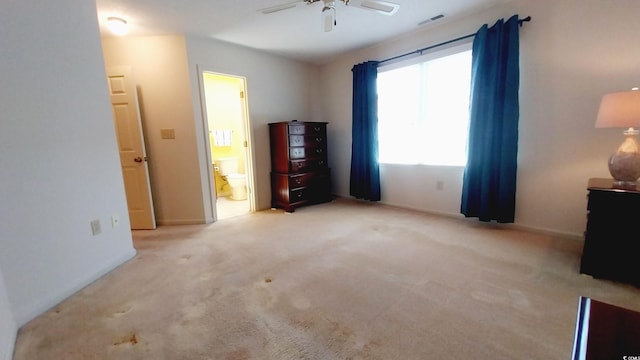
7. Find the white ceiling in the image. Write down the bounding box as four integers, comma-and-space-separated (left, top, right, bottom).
96, 0, 507, 64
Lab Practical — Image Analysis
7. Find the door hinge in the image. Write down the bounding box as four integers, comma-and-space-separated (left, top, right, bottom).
243, 140, 248, 148
240, 91, 245, 99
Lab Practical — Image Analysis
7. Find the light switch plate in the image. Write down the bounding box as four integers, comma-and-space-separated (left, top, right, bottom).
160, 128, 175, 139
91, 219, 101, 236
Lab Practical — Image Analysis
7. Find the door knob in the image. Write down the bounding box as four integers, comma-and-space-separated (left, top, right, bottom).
134, 157, 143, 163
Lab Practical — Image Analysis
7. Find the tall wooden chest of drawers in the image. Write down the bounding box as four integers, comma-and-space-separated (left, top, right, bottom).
268, 121, 332, 212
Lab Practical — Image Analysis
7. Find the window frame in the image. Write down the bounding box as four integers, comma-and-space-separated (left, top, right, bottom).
376, 41, 473, 167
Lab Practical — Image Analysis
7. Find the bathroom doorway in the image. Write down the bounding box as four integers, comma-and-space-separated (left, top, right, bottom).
201, 72, 254, 220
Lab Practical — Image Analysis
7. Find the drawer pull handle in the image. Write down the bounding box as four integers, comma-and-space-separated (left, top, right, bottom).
316, 149, 323, 154
316, 137, 323, 142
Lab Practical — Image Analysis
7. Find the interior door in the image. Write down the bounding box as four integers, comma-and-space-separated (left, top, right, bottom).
107, 66, 156, 230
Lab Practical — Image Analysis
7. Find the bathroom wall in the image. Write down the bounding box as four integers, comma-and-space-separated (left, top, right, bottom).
203, 73, 247, 196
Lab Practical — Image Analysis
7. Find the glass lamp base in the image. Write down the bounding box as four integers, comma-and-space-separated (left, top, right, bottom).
608, 133, 640, 184
608, 152, 640, 182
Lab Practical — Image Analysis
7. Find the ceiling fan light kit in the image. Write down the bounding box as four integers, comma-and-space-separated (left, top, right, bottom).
259, 0, 399, 32
321, 1, 337, 32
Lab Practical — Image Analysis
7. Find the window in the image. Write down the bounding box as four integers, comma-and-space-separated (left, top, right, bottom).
377, 45, 472, 166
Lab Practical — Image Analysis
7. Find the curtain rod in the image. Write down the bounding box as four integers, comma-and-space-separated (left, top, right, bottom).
378, 16, 531, 66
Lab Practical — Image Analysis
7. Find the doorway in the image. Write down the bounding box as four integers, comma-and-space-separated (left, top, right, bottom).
201, 72, 254, 220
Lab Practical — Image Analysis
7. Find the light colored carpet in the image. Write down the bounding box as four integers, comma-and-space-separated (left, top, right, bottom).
13, 197, 640, 359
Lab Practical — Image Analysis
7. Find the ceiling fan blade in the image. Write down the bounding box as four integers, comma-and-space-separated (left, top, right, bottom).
258, 1, 301, 14
354, 0, 399, 15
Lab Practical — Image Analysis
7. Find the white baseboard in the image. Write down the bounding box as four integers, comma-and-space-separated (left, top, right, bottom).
337, 195, 584, 241
156, 219, 205, 226
14, 249, 136, 327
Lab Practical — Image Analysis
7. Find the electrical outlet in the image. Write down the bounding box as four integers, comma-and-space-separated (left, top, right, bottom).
111, 215, 120, 228
90, 219, 101, 236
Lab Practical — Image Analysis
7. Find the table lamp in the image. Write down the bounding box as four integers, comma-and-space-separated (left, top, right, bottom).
595, 88, 640, 186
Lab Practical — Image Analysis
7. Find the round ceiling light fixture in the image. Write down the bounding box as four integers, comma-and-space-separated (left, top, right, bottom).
107, 17, 128, 35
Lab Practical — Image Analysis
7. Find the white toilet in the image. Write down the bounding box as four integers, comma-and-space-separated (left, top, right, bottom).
214, 157, 247, 200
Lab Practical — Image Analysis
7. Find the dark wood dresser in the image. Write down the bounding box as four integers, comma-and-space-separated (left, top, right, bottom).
580, 178, 640, 286
268, 121, 332, 212
572, 296, 640, 359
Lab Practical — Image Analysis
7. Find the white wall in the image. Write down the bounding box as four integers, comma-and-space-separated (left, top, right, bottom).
184, 36, 320, 213
0, 270, 15, 360
320, 0, 640, 237
102, 36, 206, 225
0, 0, 136, 330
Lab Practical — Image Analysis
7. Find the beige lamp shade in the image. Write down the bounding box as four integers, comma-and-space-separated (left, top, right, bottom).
595, 90, 640, 128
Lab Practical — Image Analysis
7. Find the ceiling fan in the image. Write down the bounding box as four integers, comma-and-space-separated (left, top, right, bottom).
258, 0, 400, 32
